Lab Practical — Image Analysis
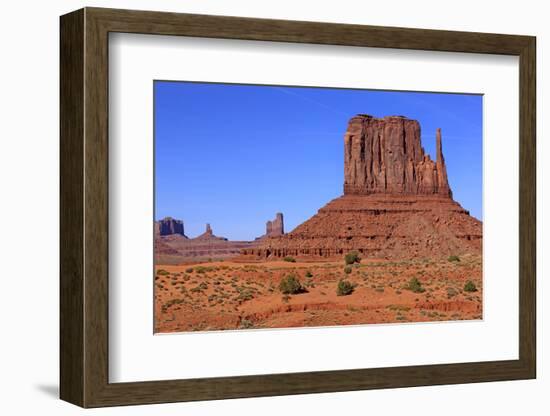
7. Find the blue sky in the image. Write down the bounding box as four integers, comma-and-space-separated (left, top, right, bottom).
155, 81, 482, 241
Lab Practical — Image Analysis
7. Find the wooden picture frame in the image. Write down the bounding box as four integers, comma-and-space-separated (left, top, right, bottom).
60, 7, 536, 408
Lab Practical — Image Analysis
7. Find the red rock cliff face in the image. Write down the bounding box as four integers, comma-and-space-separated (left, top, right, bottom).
266, 213, 284, 237
343, 115, 452, 198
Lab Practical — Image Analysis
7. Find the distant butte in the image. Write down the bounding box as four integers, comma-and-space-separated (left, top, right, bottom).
155, 220, 256, 263
195, 223, 228, 241
156, 216, 187, 238
244, 114, 482, 260
257, 213, 285, 240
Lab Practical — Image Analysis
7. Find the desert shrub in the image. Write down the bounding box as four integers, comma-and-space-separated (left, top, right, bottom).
305, 271, 313, 278
185, 267, 194, 273
448, 255, 461, 262
236, 290, 254, 302
344, 251, 361, 265
336, 279, 354, 296
406, 277, 425, 293
344, 265, 353, 274
464, 280, 478, 292
190, 282, 208, 293
157, 269, 170, 275
278, 274, 303, 294
283, 256, 296, 263
446, 287, 459, 298
161, 298, 185, 313
239, 319, 254, 329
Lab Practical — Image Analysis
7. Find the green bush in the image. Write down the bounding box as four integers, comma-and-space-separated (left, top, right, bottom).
344, 251, 361, 265
283, 256, 296, 263
278, 274, 304, 294
305, 271, 313, 278
464, 280, 478, 292
336, 279, 354, 296
157, 269, 170, 275
448, 255, 461, 262
344, 265, 352, 274
406, 277, 425, 293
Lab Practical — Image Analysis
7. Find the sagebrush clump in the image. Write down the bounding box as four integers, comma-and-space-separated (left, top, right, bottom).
279, 274, 304, 294
336, 279, 354, 296
464, 280, 478, 292
344, 251, 361, 265
406, 277, 425, 293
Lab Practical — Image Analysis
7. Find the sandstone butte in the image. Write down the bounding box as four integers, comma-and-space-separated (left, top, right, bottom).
243, 114, 482, 260
256, 213, 285, 239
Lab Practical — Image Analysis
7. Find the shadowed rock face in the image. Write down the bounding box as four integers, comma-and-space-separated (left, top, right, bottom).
156, 217, 187, 237
343, 115, 451, 198
244, 115, 481, 260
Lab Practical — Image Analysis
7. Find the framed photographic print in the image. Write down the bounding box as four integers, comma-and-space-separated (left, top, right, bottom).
60, 7, 536, 408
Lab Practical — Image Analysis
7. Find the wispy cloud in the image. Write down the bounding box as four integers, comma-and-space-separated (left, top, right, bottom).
273, 87, 350, 117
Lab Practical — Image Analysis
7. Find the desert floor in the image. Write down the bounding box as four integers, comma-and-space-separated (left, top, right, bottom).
154, 255, 482, 333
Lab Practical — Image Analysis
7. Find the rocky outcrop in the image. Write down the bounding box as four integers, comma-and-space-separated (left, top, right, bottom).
244, 115, 480, 260
255, 213, 285, 240
343, 115, 451, 197
156, 217, 187, 237
266, 213, 285, 237
195, 223, 227, 241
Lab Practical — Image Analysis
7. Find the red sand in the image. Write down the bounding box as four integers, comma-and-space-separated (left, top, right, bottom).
154, 256, 482, 333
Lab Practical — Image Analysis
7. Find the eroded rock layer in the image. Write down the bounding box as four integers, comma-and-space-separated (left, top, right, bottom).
242, 194, 481, 260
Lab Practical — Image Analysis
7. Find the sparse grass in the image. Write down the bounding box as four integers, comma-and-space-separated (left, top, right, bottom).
236, 290, 254, 302
185, 267, 194, 273
305, 271, 313, 278
336, 279, 354, 296
344, 265, 352, 274
344, 251, 361, 265
464, 280, 478, 292
157, 269, 170, 275
190, 282, 208, 293
387, 305, 411, 312
162, 298, 185, 313
446, 287, 459, 298
279, 274, 304, 294
239, 319, 254, 329
283, 256, 296, 263
448, 255, 461, 262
